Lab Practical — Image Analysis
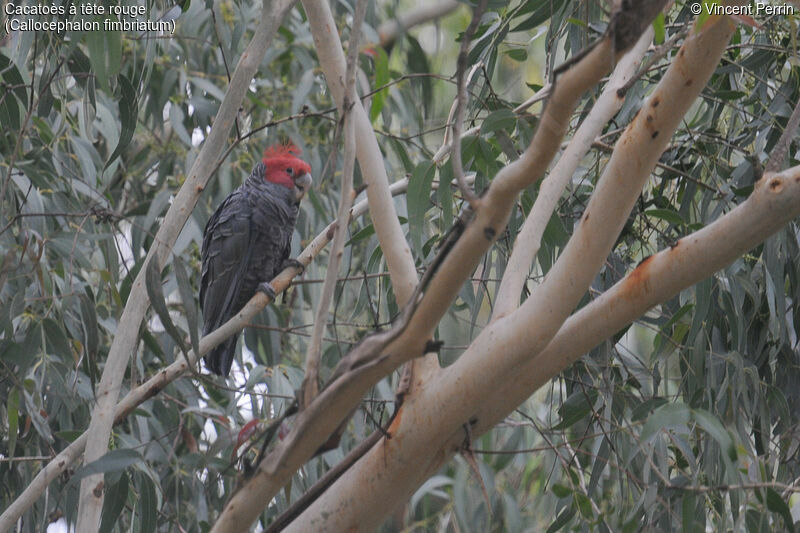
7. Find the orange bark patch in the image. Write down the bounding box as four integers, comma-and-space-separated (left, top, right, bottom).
386, 405, 403, 437
620, 255, 654, 299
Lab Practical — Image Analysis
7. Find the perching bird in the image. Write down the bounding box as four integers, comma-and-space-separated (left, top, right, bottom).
200, 143, 312, 376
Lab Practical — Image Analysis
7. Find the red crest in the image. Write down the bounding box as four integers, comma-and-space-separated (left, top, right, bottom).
263, 142, 302, 160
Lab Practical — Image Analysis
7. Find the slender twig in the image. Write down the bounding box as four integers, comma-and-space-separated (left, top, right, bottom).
617, 25, 689, 97
512, 83, 552, 114
263, 429, 384, 532
765, 95, 800, 173
450, 0, 488, 210
442, 62, 483, 150
592, 140, 717, 192
301, 0, 366, 408
662, 481, 800, 494
210, 6, 241, 140
0, 456, 52, 463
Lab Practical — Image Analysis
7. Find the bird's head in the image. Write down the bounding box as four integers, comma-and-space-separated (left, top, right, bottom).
262, 143, 313, 202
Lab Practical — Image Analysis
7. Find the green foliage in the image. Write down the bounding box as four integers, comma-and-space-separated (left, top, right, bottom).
0, 0, 798, 531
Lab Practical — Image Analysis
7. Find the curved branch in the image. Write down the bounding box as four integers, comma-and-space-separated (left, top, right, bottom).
765, 96, 800, 173
477, 166, 800, 437
302, 0, 440, 431
302, 0, 419, 306
451, 0, 487, 209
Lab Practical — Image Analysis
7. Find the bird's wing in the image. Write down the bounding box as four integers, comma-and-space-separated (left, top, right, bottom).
200, 191, 256, 335
279, 222, 293, 270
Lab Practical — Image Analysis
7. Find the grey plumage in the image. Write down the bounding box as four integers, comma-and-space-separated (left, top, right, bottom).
200, 162, 300, 376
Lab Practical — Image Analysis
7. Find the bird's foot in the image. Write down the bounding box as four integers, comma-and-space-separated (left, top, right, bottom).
282, 258, 305, 276
257, 281, 277, 301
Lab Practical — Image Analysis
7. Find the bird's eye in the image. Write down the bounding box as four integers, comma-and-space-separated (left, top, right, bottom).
286, 167, 294, 176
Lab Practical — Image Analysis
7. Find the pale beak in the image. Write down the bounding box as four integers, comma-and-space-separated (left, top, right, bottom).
294, 172, 312, 201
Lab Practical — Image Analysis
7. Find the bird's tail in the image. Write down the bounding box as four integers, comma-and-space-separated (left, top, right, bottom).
204, 335, 238, 377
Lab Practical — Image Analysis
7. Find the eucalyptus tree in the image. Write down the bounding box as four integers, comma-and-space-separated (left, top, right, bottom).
1, 1, 799, 532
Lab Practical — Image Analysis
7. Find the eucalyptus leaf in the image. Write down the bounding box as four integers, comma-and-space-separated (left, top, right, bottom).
145, 257, 189, 358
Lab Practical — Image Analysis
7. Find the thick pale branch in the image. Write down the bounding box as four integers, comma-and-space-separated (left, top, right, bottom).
74, 1, 297, 530
408, 5, 737, 464
302, 0, 419, 306
509, 14, 735, 343
392, 168, 800, 491
301, 0, 439, 444
397, 38, 617, 358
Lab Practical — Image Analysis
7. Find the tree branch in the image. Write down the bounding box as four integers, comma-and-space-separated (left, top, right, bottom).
451, 0, 487, 209
765, 94, 800, 173
210, 188, 471, 531
301, 0, 419, 307
286, 165, 800, 532
301, 0, 441, 434
302, 0, 365, 408
512, 83, 551, 114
